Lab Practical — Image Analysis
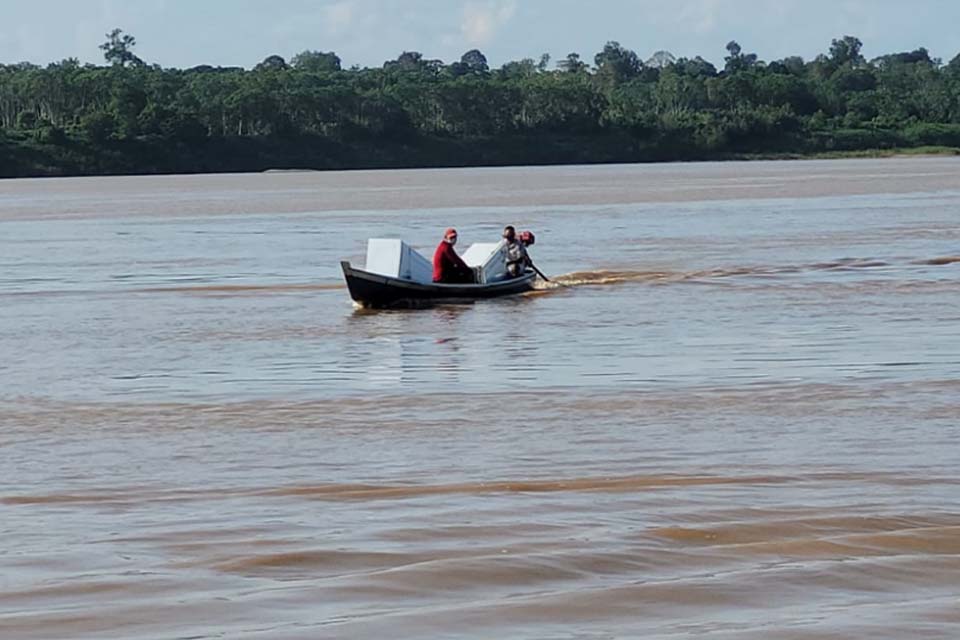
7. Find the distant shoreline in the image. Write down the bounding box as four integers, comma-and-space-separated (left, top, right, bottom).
729, 146, 960, 161
4, 35, 959, 180
1, 134, 958, 180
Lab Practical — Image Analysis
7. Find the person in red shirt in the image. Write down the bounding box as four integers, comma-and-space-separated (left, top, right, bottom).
432, 228, 474, 283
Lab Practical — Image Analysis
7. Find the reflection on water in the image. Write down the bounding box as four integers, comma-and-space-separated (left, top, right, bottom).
2, 158, 960, 639
345, 303, 476, 387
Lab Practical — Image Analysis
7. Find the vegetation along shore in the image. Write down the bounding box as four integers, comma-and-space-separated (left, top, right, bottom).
2, 31, 959, 178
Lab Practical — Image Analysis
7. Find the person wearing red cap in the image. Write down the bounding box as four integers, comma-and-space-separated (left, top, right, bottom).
432, 228, 474, 283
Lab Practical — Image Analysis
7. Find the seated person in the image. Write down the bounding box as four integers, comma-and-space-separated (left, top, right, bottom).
502, 225, 529, 278
432, 228, 474, 283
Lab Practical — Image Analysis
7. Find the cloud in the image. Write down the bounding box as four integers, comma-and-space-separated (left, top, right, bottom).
692, 0, 722, 34
460, 0, 516, 46
269, 0, 361, 49
673, 0, 724, 35
323, 1, 355, 34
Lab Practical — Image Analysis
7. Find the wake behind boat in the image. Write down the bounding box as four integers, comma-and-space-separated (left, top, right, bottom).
342, 237, 538, 308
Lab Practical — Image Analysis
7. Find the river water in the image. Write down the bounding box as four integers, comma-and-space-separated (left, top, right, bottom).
2, 158, 959, 639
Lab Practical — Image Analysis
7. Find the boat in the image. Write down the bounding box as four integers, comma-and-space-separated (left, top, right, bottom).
341, 238, 538, 308
341, 262, 537, 308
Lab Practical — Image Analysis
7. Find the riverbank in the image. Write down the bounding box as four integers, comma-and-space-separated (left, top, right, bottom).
733, 145, 960, 161
2, 129, 958, 179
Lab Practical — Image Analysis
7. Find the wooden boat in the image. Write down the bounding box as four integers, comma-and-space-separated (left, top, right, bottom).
341, 261, 536, 308
341, 237, 538, 308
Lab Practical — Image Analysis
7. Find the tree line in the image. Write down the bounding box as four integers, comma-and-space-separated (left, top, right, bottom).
2, 30, 960, 177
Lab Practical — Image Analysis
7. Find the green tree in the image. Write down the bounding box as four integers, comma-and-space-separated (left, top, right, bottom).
4, 30, 960, 178
646, 51, 676, 69
557, 52, 587, 74
499, 58, 539, 79
82, 111, 117, 143
16, 111, 38, 129
873, 48, 935, 69
254, 55, 288, 72
594, 41, 643, 85
672, 56, 717, 78
829, 36, 865, 67
99, 29, 144, 67
380, 52, 443, 78
654, 67, 708, 116
450, 49, 489, 76
767, 56, 805, 75
291, 50, 341, 73
724, 41, 759, 74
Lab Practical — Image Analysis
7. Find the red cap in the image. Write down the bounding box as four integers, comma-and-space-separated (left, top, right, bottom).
520, 230, 535, 245
444, 228, 458, 238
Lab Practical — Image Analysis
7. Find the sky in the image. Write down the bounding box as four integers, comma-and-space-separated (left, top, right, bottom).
2, 0, 959, 70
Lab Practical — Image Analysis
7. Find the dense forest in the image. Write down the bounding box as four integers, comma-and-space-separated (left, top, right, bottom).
2, 30, 960, 177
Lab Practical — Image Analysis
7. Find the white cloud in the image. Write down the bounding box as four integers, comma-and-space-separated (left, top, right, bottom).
460, 0, 516, 46
324, 1, 355, 34
693, 0, 722, 34
673, 0, 723, 35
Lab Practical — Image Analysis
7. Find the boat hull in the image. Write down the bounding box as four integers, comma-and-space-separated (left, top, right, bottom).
341, 261, 536, 308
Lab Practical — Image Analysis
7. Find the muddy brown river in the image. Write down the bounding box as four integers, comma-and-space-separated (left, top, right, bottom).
2, 157, 959, 638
